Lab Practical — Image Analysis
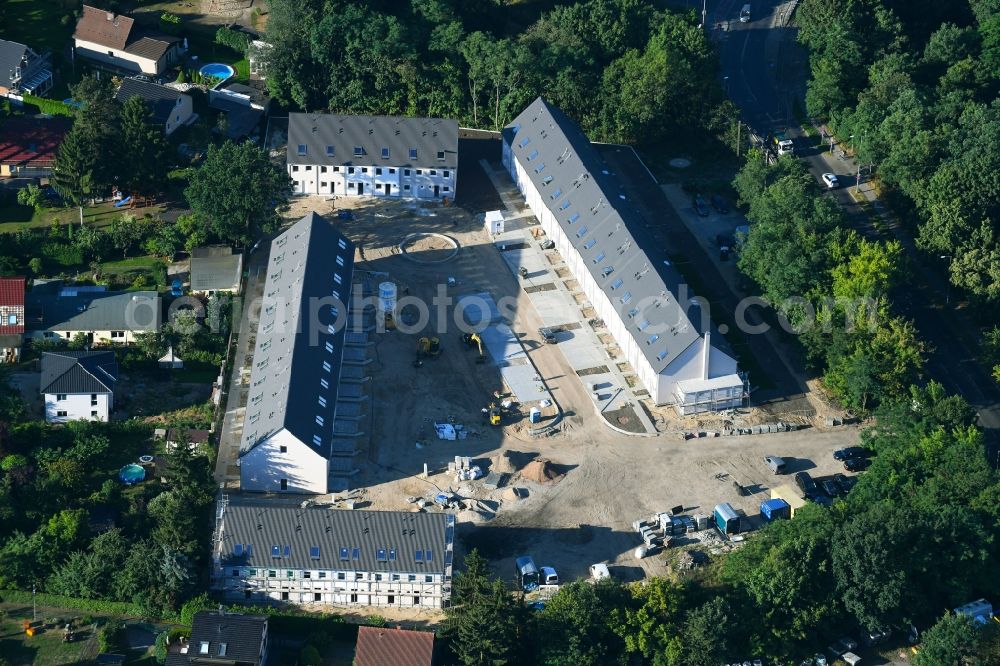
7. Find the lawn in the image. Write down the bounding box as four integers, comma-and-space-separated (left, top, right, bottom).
0, 202, 168, 234
0, 605, 99, 665
0, 0, 77, 53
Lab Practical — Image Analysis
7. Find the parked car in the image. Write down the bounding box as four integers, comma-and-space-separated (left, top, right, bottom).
794, 471, 819, 498
540, 566, 559, 585
821, 479, 840, 497
538, 327, 558, 344
764, 455, 787, 474
814, 654, 828, 666
833, 446, 872, 461
844, 457, 871, 472
539, 238, 555, 250
834, 473, 855, 495
589, 563, 611, 581
822, 173, 839, 188
838, 637, 859, 652
711, 194, 730, 214
693, 195, 710, 216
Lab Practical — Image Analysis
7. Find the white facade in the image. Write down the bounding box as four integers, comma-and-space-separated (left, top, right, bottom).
219, 565, 448, 609
162, 94, 193, 135
45, 390, 112, 423
238, 430, 330, 495
73, 38, 163, 75
289, 163, 456, 199
28, 329, 143, 345
502, 132, 743, 411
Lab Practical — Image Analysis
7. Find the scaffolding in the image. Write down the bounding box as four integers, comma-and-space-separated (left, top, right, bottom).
672, 373, 750, 416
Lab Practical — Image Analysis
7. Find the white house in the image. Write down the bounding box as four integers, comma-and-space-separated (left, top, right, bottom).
115, 78, 194, 136
73, 5, 181, 76
26, 284, 160, 345
238, 212, 356, 495
0, 39, 53, 98
287, 113, 459, 199
503, 98, 747, 413
40, 350, 117, 423
214, 502, 454, 609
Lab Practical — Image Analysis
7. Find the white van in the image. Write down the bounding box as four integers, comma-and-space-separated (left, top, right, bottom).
740, 4, 751, 22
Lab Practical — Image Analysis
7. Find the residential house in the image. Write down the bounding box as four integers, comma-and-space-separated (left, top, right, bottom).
40, 350, 117, 423
0, 277, 25, 363
238, 212, 355, 495
115, 78, 194, 136
0, 116, 71, 178
164, 611, 269, 666
209, 81, 270, 139
26, 283, 160, 345
190, 246, 243, 294
73, 5, 181, 76
287, 113, 458, 199
0, 38, 53, 98
355, 626, 435, 666
164, 427, 210, 451
247, 40, 272, 80
214, 502, 454, 609
502, 98, 747, 413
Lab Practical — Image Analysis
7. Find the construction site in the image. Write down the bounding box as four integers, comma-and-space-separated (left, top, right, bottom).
275, 150, 862, 590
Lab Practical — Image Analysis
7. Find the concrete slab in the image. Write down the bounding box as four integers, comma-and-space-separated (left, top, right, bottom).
556, 328, 612, 370
501, 363, 550, 404
457, 291, 502, 326
496, 245, 550, 279
532, 289, 588, 329
480, 323, 527, 364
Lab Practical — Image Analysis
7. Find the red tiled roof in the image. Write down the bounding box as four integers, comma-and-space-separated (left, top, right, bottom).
0, 117, 71, 169
0, 277, 26, 335
354, 627, 434, 666
74, 5, 134, 51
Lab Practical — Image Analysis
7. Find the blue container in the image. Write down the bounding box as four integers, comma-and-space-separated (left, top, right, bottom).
760, 498, 790, 522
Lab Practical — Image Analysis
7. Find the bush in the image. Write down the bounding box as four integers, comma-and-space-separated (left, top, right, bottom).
176, 69, 187, 84
179, 593, 214, 627
22, 94, 74, 117
97, 621, 124, 652
0, 589, 153, 618
16, 184, 44, 210
160, 12, 181, 35
215, 26, 250, 54
299, 645, 322, 666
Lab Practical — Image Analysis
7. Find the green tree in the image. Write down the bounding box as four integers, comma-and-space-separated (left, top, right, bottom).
915, 613, 990, 666
536, 580, 628, 666
184, 141, 291, 246
681, 598, 732, 666
119, 96, 168, 199
444, 550, 523, 666
610, 578, 682, 664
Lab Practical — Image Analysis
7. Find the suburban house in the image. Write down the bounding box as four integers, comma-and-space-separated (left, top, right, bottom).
0, 38, 53, 98
115, 78, 194, 136
503, 97, 748, 413
165, 611, 269, 666
238, 213, 356, 495
287, 113, 458, 199
214, 502, 454, 609
0, 116, 71, 178
40, 350, 117, 423
189, 246, 243, 294
26, 283, 160, 345
73, 4, 181, 76
355, 626, 435, 666
0, 277, 25, 363
208, 81, 270, 139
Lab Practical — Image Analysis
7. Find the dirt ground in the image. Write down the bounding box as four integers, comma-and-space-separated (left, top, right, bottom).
284, 191, 863, 590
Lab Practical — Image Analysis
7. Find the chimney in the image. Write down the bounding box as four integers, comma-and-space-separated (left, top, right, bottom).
701, 332, 711, 380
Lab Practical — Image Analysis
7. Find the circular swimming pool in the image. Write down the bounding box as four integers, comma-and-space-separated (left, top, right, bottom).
119, 463, 146, 486
199, 63, 235, 81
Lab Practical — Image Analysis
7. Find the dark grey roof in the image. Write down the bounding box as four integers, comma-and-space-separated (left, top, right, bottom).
0, 39, 28, 90
40, 350, 117, 394
123, 36, 175, 61
239, 213, 355, 458
164, 611, 267, 666
287, 113, 458, 168
190, 252, 243, 292
26, 285, 160, 333
219, 503, 453, 574
115, 78, 187, 125
504, 97, 705, 373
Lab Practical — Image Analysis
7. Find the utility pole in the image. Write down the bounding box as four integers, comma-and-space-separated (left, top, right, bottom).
736, 121, 742, 157
702, 0, 707, 29
854, 132, 865, 195
32, 584, 36, 622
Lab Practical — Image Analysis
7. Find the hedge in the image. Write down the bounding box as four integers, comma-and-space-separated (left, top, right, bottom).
0, 589, 157, 619
215, 26, 250, 54
22, 94, 75, 117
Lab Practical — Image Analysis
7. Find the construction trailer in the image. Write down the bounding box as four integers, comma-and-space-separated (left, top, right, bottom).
770, 485, 806, 518
713, 502, 741, 534
760, 498, 791, 522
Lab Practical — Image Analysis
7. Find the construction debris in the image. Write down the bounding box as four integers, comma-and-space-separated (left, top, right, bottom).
521, 458, 562, 484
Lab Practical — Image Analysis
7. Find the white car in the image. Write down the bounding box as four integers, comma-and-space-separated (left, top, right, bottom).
589, 563, 610, 581
822, 173, 839, 189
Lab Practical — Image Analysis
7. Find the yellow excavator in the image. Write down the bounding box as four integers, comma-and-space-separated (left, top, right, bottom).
487, 402, 502, 426
462, 332, 486, 364
417, 337, 441, 358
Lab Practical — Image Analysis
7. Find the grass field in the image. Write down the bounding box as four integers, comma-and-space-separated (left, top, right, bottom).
0, 202, 167, 234
0, 606, 98, 665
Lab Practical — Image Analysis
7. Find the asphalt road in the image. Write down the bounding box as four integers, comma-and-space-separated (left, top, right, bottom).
713, 0, 1000, 449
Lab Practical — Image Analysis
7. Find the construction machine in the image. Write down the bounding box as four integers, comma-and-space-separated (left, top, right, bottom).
488, 403, 502, 426
417, 336, 441, 359
462, 332, 486, 364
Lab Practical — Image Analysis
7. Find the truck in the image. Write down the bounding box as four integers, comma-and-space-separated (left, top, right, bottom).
772, 131, 795, 157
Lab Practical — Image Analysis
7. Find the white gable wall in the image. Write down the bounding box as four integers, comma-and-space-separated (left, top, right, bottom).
239, 429, 329, 494
44, 391, 111, 423
73, 38, 160, 74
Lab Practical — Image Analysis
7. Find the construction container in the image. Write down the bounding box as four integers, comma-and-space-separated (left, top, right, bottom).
770, 485, 806, 518
760, 498, 791, 522
714, 502, 741, 534
693, 513, 709, 530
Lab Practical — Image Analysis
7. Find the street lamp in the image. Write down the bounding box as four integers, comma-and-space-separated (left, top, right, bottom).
853, 132, 865, 194
940, 255, 951, 305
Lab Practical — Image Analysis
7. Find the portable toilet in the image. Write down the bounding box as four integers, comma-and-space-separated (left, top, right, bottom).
760, 498, 791, 522
713, 502, 741, 534
529, 407, 542, 423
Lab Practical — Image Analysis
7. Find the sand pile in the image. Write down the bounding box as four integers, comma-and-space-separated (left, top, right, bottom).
521, 458, 562, 484
491, 451, 519, 474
